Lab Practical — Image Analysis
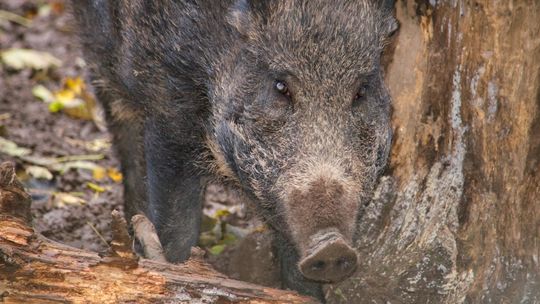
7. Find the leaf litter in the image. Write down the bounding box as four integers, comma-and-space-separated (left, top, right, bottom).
0, 0, 123, 254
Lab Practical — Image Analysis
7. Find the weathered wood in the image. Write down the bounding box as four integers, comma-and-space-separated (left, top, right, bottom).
0, 162, 316, 304
131, 214, 167, 263
327, 1, 540, 303
110, 210, 137, 260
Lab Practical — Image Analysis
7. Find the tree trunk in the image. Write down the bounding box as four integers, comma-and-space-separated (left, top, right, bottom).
327, 1, 540, 303
0, 162, 315, 304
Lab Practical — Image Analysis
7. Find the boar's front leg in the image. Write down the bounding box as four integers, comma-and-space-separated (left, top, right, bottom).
144, 116, 204, 263
275, 234, 325, 302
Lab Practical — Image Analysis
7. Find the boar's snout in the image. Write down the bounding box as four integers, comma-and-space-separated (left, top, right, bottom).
298, 231, 358, 283
281, 165, 361, 283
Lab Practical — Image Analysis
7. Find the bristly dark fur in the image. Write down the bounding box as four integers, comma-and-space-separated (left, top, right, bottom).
72, 0, 396, 300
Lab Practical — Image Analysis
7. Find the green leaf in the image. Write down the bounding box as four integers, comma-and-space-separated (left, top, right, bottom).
221, 233, 237, 245
55, 154, 104, 163
198, 232, 218, 248
209, 244, 226, 256
87, 182, 105, 193
215, 209, 231, 219
48, 101, 64, 112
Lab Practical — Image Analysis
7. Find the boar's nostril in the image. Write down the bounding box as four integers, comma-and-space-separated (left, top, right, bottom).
336, 257, 352, 270
310, 260, 326, 272
298, 235, 358, 283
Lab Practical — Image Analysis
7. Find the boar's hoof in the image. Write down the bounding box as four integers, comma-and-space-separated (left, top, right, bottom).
299, 234, 358, 283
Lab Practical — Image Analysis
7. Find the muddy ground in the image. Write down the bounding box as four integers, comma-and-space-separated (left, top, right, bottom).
0, 0, 280, 290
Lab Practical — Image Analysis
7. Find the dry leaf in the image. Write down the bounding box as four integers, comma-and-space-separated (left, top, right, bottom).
1, 48, 62, 70
86, 138, 111, 152
49, 76, 98, 121
107, 168, 123, 183
53, 192, 86, 207
25, 165, 53, 180
32, 85, 55, 103
53, 161, 101, 173
0, 136, 31, 157
92, 167, 107, 181
0, 10, 31, 27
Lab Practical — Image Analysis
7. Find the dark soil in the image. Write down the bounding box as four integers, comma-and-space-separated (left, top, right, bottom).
0, 0, 280, 289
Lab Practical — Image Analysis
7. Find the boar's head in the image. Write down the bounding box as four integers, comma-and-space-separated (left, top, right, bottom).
206, 0, 397, 283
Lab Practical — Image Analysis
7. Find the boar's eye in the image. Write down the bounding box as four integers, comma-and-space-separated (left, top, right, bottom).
274, 80, 291, 97
352, 84, 368, 108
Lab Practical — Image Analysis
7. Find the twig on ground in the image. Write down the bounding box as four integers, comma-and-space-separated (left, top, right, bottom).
86, 221, 110, 249
0, 10, 31, 27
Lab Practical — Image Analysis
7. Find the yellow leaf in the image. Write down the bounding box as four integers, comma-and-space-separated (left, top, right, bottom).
92, 167, 106, 180
107, 168, 123, 183
51, 77, 95, 120
253, 225, 268, 233
65, 77, 84, 95
87, 182, 105, 193
215, 209, 231, 218
54, 89, 76, 104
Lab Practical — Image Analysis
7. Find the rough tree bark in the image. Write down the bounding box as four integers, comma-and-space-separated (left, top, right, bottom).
0, 162, 315, 304
327, 1, 540, 303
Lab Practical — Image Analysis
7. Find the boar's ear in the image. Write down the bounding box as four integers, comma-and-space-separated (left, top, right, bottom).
227, 0, 271, 38
378, 0, 399, 43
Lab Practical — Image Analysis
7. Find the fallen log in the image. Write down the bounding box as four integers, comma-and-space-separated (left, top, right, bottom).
0, 162, 315, 304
